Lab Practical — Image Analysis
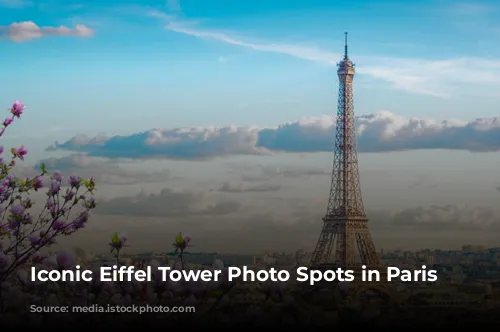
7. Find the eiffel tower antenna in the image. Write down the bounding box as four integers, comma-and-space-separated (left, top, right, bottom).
310, 32, 379, 269
344, 31, 348, 59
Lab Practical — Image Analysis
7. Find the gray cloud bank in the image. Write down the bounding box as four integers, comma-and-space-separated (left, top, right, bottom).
217, 181, 281, 193
37, 154, 171, 186
47, 111, 500, 160
95, 189, 500, 232
95, 188, 241, 217
61, 192, 500, 254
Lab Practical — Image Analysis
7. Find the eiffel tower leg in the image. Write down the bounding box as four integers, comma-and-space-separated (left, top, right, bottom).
311, 224, 328, 266
334, 231, 345, 265
353, 222, 380, 267
346, 228, 356, 266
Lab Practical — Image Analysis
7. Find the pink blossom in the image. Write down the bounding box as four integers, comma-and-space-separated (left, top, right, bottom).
3, 117, 13, 127
31, 253, 45, 264
49, 179, 61, 194
0, 101, 97, 287
11, 101, 25, 118
56, 250, 75, 269
33, 176, 43, 190
69, 175, 81, 187
110, 232, 127, 251
52, 170, 62, 182
119, 233, 127, 243
13, 145, 27, 160
52, 219, 65, 230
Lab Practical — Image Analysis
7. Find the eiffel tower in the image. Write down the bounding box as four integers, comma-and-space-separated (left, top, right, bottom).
310, 33, 380, 271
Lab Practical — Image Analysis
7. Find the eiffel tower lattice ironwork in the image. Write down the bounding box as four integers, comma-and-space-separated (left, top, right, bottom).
310, 32, 380, 270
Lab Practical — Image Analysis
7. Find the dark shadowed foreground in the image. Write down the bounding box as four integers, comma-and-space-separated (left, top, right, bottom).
2, 253, 500, 329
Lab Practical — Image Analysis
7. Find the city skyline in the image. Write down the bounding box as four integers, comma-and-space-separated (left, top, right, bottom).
1, 0, 500, 254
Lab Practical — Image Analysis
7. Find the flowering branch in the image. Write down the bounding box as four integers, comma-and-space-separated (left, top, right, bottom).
173, 232, 191, 270
109, 232, 127, 266
0, 101, 97, 285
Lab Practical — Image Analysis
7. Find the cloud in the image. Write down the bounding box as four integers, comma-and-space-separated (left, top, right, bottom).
217, 181, 281, 193
47, 126, 268, 159
167, 23, 339, 65
258, 165, 329, 178
408, 174, 448, 189
231, 164, 328, 182
158, 20, 500, 97
37, 154, 171, 186
96, 188, 241, 217
0, 21, 94, 42
47, 111, 500, 160
390, 205, 500, 231
64, 202, 500, 254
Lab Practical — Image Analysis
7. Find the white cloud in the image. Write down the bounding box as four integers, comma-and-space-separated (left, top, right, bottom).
167, 23, 339, 65
48, 111, 500, 159
0, 21, 94, 42
159, 21, 500, 97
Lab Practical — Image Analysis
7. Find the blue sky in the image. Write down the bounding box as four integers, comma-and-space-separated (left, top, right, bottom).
2, 0, 500, 162
1, 0, 500, 139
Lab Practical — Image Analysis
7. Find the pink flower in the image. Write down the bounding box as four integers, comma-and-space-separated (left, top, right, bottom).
52, 219, 66, 230
12, 145, 27, 160
11, 101, 25, 118
3, 117, 13, 127
69, 175, 81, 187
33, 176, 43, 190
49, 180, 61, 194
110, 232, 127, 251
173, 233, 192, 252
32, 253, 45, 264
56, 250, 75, 269
52, 171, 62, 182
